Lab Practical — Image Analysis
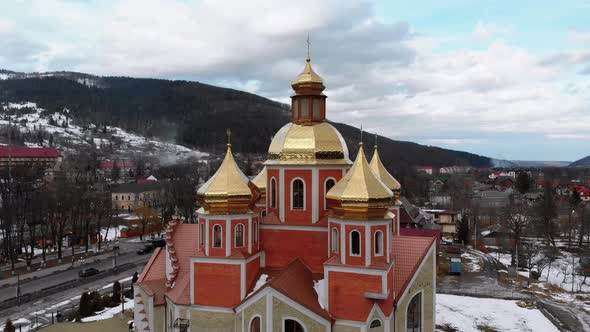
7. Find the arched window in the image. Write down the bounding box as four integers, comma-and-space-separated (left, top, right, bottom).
270, 178, 277, 208
253, 222, 258, 243
331, 228, 339, 253
291, 179, 305, 210
199, 222, 204, 245
407, 292, 422, 332
350, 230, 361, 256
213, 225, 222, 248
249, 316, 261, 332
324, 178, 336, 209
235, 224, 244, 247
370, 319, 382, 329
284, 318, 305, 332
374, 230, 383, 256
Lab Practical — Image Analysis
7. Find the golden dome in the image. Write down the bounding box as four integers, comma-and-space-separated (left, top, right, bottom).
197, 144, 259, 214
252, 166, 267, 200
291, 57, 325, 94
326, 143, 394, 220
266, 122, 351, 165
370, 145, 401, 199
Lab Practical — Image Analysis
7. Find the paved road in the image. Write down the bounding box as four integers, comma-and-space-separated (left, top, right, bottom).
0, 238, 149, 302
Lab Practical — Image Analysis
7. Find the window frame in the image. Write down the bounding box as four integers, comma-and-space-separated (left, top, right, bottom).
331, 227, 339, 253
350, 230, 361, 257
253, 222, 258, 244
324, 177, 336, 210
235, 223, 245, 248
213, 224, 223, 248
374, 230, 384, 256
290, 178, 306, 210
405, 291, 423, 332
270, 177, 277, 208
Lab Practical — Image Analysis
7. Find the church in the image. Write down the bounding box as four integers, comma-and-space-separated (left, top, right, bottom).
134, 53, 437, 332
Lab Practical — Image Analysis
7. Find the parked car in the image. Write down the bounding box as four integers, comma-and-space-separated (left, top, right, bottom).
137, 244, 155, 255
79, 267, 100, 278
152, 238, 166, 248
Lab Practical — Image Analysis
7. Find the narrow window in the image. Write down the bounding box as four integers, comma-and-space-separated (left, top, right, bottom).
199, 222, 204, 245
324, 178, 336, 209
374, 230, 383, 256
301, 98, 309, 118
331, 228, 339, 253
312, 98, 321, 120
370, 319, 382, 328
249, 316, 261, 332
253, 223, 258, 243
292, 179, 305, 210
235, 224, 244, 247
284, 319, 304, 332
270, 178, 277, 208
407, 293, 422, 332
350, 230, 361, 256
213, 225, 222, 248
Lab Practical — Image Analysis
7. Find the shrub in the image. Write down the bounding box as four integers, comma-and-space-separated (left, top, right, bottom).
79, 292, 93, 317
4, 319, 15, 332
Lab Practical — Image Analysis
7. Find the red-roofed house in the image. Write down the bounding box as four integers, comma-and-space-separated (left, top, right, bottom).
135, 55, 437, 332
0, 146, 61, 166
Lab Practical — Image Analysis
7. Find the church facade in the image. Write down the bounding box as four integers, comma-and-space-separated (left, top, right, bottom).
134, 55, 436, 332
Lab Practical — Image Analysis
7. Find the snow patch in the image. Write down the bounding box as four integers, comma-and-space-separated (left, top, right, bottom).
313, 279, 327, 309
247, 274, 268, 297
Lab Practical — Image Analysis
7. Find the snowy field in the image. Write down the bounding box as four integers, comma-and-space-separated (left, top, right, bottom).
436, 294, 559, 332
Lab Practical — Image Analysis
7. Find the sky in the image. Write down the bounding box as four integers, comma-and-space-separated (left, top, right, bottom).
0, 0, 589, 162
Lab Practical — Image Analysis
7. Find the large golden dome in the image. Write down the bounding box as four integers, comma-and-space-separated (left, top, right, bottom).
266, 122, 351, 165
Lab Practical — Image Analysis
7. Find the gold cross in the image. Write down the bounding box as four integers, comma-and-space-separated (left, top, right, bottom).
306, 33, 311, 60
360, 124, 363, 143
226, 128, 232, 145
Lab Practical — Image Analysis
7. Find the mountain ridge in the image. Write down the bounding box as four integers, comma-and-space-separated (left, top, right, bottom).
0, 69, 492, 170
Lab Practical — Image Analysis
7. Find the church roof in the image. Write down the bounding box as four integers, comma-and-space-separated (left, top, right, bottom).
197, 143, 259, 214
251, 166, 267, 198
291, 57, 325, 94
370, 145, 401, 193
392, 235, 435, 302
326, 143, 393, 219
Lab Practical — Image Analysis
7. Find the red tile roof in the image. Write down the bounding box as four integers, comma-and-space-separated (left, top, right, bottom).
392, 235, 435, 302
264, 258, 331, 321
164, 224, 199, 304
138, 247, 166, 282
0, 147, 60, 158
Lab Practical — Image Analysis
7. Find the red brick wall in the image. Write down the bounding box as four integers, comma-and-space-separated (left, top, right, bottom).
328, 270, 382, 321
260, 228, 327, 273
246, 256, 261, 292
209, 219, 225, 257
194, 262, 241, 307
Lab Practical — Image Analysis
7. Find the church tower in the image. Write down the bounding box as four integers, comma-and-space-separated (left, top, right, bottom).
262, 55, 352, 272
324, 143, 396, 323
192, 133, 263, 308
370, 142, 403, 235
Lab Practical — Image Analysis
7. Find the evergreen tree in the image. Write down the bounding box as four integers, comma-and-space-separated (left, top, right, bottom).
3, 319, 15, 332
79, 291, 93, 317
515, 171, 531, 194
457, 214, 470, 245
49, 134, 54, 146
112, 280, 121, 304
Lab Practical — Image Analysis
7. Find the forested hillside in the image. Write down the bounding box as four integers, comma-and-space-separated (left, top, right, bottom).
0, 72, 492, 168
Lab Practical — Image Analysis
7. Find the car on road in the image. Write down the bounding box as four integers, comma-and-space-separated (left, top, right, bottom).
78, 267, 100, 278
152, 238, 166, 248
137, 244, 155, 255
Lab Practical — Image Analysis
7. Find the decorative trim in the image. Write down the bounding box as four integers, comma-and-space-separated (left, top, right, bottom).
190, 259, 195, 304
403, 289, 424, 332
328, 217, 391, 226
225, 220, 231, 256
190, 304, 234, 313
260, 224, 328, 232
247, 314, 262, 332
271, 290, 331, 329
247, 217, 252, 254
266, 292, 272, 331
205, 219, 210, 256
365, 225, 371, 266
240, 262, 246, 299
340, 223, 346, 264
312, 168, 319, 222
279, 169, 285, 221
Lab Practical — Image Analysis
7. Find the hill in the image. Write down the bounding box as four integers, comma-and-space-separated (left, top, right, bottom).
570, 155, 590, 168
0, 70, 492, 169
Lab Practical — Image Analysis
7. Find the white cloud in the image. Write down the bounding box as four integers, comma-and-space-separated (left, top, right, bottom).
473, 21, 511, 40
0, 1, 589, 159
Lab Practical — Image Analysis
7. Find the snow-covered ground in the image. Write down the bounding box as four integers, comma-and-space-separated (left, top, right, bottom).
81, 296, 134, 322
436, 294, 559, 332
0, 102, 208, 163
461, 252, 482, 273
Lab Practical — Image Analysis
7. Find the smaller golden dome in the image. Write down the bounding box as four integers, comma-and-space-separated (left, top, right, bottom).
326, 143, 393, 220
252, 166, 267, 200
291, 57, 325, 94
197, 144, 259, 215
370, 144, 401, 200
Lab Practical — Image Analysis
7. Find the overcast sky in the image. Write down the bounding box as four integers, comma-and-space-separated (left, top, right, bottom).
1, 0, 589, 161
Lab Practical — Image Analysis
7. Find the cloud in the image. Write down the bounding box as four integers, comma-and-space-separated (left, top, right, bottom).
0, 0, 589, 160
472, 21, 511, 40
546, 134, 590, 140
